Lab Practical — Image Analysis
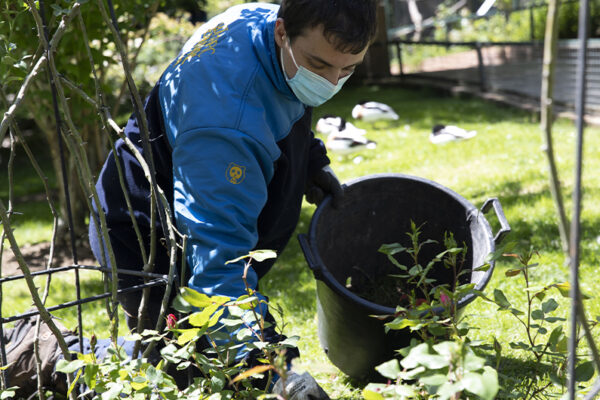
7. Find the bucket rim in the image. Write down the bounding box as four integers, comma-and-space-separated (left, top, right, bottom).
307, 172, 495, 316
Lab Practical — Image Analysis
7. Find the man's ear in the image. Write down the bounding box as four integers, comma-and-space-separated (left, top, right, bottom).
274, 18, 286, 48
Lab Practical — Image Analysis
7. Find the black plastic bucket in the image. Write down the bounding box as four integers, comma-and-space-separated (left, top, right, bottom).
298, 173, 510, 379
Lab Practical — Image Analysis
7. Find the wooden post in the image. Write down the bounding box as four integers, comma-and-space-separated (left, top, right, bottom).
355, 0, 390, 81
475, 42, 487, 91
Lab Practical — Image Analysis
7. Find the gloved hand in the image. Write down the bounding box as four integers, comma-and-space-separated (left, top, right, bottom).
305, 165, 344, 208
272, 372, 331, 400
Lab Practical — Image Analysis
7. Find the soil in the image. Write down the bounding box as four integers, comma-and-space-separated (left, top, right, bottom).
1, 241, 97, 277
348, 269, 422, 309
347, 255, 468, 309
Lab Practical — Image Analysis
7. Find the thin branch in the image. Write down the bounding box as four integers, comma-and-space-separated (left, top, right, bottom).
576, 300, 600, 372
0, 55, 47, 140
0, 200, 74, 360
540, 0, 570, 255
0, 1, 78, 140
77, 11, 160, 351
27, 0, 122, 340
76, 11, 149, 268
97, 0, 179, 353
111, 0, 161, 118
111, 131, 179, 357
59, 75, 97, 106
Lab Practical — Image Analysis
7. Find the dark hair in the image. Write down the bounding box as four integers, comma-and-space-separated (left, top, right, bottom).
278, 0, 377, 54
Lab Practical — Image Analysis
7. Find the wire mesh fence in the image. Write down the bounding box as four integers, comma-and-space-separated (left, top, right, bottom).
0, 0, 182, 395
390, 39, 600, 114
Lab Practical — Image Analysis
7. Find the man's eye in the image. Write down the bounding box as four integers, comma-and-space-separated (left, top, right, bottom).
309, 63, 327, 70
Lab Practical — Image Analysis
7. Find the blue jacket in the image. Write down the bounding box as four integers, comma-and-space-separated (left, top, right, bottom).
92, 3, 329, 321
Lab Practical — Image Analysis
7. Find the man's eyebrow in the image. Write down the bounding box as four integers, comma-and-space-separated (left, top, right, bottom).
307, 54, 334, 67
307, 54, 361, 69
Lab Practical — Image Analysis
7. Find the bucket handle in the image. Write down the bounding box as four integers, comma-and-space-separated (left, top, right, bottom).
297, 234, 324, 280
481, 197, 511, 245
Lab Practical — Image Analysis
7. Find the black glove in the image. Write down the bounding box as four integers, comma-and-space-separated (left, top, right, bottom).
272, 372, 331, 400
305, 165, 344, 208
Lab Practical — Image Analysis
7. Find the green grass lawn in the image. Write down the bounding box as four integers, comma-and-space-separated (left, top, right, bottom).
2, 83, 599, 398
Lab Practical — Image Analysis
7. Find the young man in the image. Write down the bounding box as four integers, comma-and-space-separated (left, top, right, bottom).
4, 1, 377, 398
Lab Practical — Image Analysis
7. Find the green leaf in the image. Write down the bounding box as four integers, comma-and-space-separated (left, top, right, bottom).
146, 366, 163, 385
211, 372, 226, 392
247, 249, 277, 262
536, 326, 548, 334
233, 294, 259, 310
375, 359, 401, 379
84, 363, 99, 389
436, 381, 463, 400
379, 243, 407, 255
208, 308, 224, 327
225, 249, 276, 264
1, 56, 16, 65
432, 341, 460, 358
462, 351, 486, 371
505, 268, 522, 277
420, 373, 448, 386
171, 294, 193, 313
493, 289, 511, 308
177, 328, 201, 345
102, 382, 124, 400
189, 304, 219, 327
575, 361, 595, 382
542, 298, 559, 313
474, 263, 491, 272
418, 354, 449, 370
180, 287, 212, 308
551, 282, 572, 298
531, 309, 544, 320
362, 389, 385, 400
534, 291, 546, 301
409, 265, 422, 276
386, 316, 420, 331
400, 342, 431, 369
463, 366, 499, 400
55, 359, 85, 373
0, 389, 16, 400
548, 325, 564, 351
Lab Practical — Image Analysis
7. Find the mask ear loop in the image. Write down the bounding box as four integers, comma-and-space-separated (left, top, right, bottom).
284, 35, 300, 70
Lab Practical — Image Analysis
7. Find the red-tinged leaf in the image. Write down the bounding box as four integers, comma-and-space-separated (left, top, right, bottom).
502, 253, 520, 259
505, 269, 522, 277
231, 365, 273, 383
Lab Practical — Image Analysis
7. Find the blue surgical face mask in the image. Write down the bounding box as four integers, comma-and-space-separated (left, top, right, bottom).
280, 37, 352, 107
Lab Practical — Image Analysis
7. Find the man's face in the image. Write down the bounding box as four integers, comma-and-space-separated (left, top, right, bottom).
275, 19, 368, 86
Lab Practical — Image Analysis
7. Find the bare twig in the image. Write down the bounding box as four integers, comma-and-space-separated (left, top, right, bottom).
27, 0, 122, 341
111, 131, 178, 357
0, 0, 80, 140
0, 55, 47, 140
540, 0, 570, 255
576, 298, 600, 372
97, 0, 178, 350
0, 198, 74, 366
111, 0, 160, 118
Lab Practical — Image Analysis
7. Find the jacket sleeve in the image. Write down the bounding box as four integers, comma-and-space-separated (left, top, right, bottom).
172, 127, 275, 340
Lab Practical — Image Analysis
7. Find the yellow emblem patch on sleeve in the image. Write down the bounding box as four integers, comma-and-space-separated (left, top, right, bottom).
226, 162, 246, 184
